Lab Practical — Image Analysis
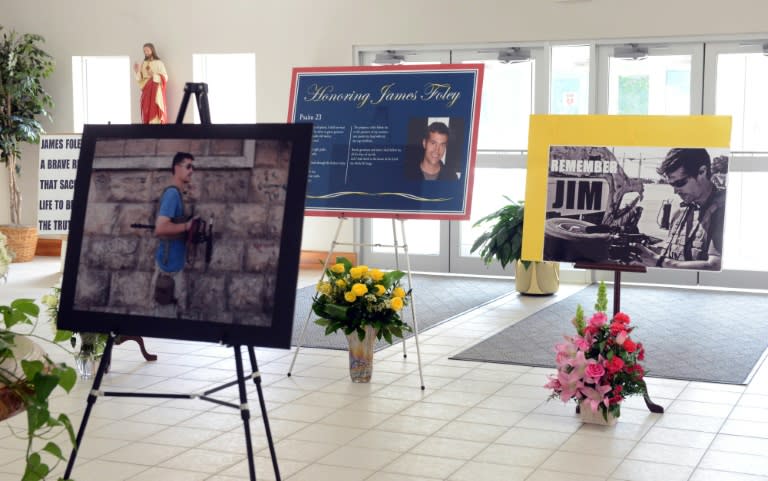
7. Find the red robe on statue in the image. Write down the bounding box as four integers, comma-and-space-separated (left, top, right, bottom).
136, 59, 168, 124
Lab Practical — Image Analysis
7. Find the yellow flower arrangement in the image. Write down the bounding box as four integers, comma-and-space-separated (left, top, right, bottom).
312, 257, 412, 342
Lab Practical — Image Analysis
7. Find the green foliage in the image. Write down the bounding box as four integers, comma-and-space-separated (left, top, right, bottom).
594, 281, 608, 313
313, 257, 412, 343
1, 297, 76, 481
0, 26, 55, 224
572, 304, 585, 336
470, 197, 531, 270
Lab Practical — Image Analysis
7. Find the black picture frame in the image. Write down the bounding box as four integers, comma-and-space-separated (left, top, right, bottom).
58, 123, 312, 348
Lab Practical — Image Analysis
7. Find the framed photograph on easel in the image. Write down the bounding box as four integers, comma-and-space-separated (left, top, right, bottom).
57, 123, 313, 348
522, 115, 732, 272
288, 64, 484, 220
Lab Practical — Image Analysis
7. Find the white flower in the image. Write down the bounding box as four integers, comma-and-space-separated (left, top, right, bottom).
41, 294, 59, 309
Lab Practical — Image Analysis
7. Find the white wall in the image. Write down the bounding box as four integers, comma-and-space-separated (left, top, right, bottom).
3, 0, 767, 245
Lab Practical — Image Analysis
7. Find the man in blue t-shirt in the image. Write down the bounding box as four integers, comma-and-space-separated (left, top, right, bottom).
152, 152, 198, 317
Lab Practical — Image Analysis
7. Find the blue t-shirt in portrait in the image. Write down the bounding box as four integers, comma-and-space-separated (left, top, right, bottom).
155, 187, 186, 272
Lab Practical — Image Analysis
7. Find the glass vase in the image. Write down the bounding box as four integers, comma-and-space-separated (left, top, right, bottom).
74, 351, 100, 380
345, 325, 377, 383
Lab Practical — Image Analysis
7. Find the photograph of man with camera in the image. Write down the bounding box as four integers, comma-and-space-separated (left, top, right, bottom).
542, 145, 729, 271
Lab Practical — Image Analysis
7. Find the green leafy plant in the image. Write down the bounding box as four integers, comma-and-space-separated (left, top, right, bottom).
1, 298, 77, 481
470, 197, 531, 270
312, 257, 412, 343
0, 26, 55, 225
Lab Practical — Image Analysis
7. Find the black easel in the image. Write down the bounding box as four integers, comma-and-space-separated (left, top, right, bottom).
64, 84, 281, 480
176, 82, 211, 124
573, 262, 664, 414
63, 336, 281, 481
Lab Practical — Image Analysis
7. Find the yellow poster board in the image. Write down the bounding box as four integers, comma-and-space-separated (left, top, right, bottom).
522, 115, 732, 264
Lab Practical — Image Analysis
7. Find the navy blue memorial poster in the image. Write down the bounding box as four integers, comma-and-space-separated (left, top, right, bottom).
288, 64, 484, 220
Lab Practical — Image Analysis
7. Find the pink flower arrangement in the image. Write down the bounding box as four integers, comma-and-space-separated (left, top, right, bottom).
546, 282, 647, 421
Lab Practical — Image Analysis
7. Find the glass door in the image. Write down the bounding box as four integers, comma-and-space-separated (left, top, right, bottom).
595, 42, 703, 285
699, 42, 768, 288
360, 47, 545, 275
597, 42, 703, 115
448, 48, 546, 276
358, 50, 452, 271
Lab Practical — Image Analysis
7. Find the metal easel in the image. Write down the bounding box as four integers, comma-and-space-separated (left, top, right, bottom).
287, 216, 426, 390
64, 83, 281, 481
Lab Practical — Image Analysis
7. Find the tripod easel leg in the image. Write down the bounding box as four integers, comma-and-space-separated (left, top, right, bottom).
64, 334, 115, 480
390, 219, 408, 359
233, 346, 257, 481
397, 219, 425, 390
248, 347, 281, 481
288, 218, 346, 376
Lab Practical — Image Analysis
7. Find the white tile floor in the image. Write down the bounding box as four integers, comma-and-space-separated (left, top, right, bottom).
3, 258, 768, 480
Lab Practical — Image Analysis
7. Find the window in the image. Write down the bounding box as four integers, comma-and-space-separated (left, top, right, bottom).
714, 52, 768, 151
473, 60, 534, 150
705, 43, 768, 273
550, 45, 591, 114
454, 47, 547, 150
192, 53, 256, 123
458, 167, 526, 257
597, 43, 702, 115
608, 55, 692, 114
72, 56, 131, 132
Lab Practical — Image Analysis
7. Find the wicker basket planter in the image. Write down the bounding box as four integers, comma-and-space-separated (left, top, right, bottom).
0, 225, 38, 262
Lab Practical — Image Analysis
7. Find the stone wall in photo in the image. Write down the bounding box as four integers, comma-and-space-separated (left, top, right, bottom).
73, 138, 293, 326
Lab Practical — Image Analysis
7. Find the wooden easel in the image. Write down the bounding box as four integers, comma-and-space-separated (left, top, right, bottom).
114, 335, 157, 361
573, 262, 664, 414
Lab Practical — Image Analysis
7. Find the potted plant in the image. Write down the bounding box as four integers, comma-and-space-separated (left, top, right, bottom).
470, 197, 560, 295
1, 295, 77, 480
545, 282, 648, 425
0, 26, 55, 261
312, 257, 412, 382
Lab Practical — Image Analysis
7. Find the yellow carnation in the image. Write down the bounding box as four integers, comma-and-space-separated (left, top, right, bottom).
369, 269, 384, 281
351, 283, 368, 297
316, 282, 331, 295
374, 284, 386, 296
349, 267, 363, 279
344, 291, 357, 303
391, 296, 404, 311
335, 279, 346, 288
330, 263, 346, 274
393, 286, 406, 298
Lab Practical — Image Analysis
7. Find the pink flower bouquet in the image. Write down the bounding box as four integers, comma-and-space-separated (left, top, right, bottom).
546, 282, 647, 421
